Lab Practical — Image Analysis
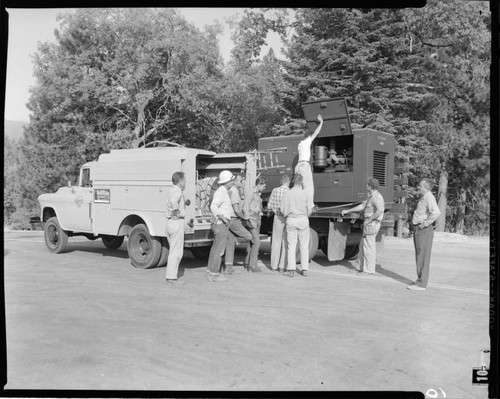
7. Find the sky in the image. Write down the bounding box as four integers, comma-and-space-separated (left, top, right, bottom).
4, 8, 285, 122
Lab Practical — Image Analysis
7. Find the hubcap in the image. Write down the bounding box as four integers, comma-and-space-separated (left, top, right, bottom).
137, 235, 150, 258
47, 225, 59, 247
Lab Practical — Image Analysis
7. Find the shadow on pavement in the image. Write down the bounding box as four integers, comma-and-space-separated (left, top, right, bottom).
65, 245, 130, 259
314, 257, 358, 271
375, 264, 414, 285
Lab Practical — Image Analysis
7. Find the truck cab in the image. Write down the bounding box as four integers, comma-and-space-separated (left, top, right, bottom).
39, 162, 96, 234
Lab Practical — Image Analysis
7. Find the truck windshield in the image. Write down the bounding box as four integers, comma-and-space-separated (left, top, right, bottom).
81, 168, 92, 187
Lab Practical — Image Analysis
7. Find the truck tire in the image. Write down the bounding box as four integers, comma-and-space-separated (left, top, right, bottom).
344, 245, 359, 260
157, 237, 170, 267
319, 237, 327, 256
102, 235, 124, 249
296, 227, 319, 262
191, 246, 212, 261
127, 224, 162, 269
44, 217, 69, 254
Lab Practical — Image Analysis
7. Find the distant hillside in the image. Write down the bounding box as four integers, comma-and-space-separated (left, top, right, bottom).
4, 120, 27, 141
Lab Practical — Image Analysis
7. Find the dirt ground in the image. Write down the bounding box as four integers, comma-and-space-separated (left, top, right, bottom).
3, 230, 490, 396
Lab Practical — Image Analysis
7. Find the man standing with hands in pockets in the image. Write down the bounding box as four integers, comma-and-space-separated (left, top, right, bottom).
282, 174, 312, 278
407, 178, 441, 291
268, 174, 291, 272
165, 171, 187, 285
342, 178, 384, 276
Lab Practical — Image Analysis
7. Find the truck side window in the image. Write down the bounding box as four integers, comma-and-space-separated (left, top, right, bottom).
81, 168, 92, 187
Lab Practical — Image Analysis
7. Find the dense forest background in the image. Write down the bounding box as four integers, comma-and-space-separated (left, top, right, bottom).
4, 3, 491, 235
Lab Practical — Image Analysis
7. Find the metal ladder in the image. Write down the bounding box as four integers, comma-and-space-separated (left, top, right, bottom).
249, 147, 288, 173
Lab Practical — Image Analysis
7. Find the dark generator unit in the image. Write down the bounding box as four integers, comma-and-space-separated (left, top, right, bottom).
258, 97, 397, 262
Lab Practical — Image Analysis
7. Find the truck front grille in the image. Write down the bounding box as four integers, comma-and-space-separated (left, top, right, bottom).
373, 151, 387, 186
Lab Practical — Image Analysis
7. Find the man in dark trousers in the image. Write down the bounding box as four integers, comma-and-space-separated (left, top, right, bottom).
408, 178, 441, 291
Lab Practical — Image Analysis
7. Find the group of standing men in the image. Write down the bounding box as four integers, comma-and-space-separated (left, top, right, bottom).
162, 111, 442, 290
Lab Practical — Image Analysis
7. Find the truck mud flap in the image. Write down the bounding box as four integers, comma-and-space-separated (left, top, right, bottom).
327, 221, 349, 261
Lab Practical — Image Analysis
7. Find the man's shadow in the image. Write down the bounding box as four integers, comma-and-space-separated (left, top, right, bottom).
272, 251, 413, 285
375, 264, 414, 285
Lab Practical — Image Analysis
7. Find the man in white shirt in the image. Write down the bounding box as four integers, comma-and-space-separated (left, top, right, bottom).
207, 170, 236, 282
342, 178, 385, 276
282, 174, 312, 277
165, 171, 187, 285
407, 178, 441, 291
295, 114, 324, 210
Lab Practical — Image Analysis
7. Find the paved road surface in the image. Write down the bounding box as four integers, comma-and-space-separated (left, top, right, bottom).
4, 231, 489, 396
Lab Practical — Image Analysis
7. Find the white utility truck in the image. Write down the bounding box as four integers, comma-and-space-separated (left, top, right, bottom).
38, 143, 258, 269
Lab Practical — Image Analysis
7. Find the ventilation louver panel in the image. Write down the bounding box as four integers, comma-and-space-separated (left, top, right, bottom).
373, 151, 387, 186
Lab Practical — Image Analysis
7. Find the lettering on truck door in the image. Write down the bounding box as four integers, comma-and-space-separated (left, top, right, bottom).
66, 167, 93, 232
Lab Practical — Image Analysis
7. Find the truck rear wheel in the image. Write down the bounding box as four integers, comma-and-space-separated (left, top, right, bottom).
157, 237, 170, 267
344, 245, 359, 260
127, 224, 162, 269
102, 235, 124, 249
44, 217, 69, 254
296, 227, 319, 262
191, 246, 212, 261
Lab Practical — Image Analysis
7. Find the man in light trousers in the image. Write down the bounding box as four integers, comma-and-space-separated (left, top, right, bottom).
206, 170, 236, 282
268, 174, 291, 272
295, 114, 323, 210
342, 177, 385, 276
165, 171, 187, 285
282, 174, 312, 277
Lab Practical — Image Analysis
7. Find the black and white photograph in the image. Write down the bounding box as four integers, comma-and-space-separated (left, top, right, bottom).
3, 3, 494, 397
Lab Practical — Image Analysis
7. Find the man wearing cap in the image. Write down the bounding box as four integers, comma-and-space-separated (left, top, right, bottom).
223, 173, 254, 275
207, 170, 236, 282
164, 171, 187, 285
342, 177, 384, 276
407, 178, 441, 291
268, 174, 291, 272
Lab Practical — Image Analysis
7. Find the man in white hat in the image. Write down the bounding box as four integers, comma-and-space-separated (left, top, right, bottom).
207, 170, 236, 282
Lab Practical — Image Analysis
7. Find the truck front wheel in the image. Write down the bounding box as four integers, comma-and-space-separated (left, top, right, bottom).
102, 235, 124, 249
157, 237, 170, 267
44, 217, 69, 254
127, 224, 162, 269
